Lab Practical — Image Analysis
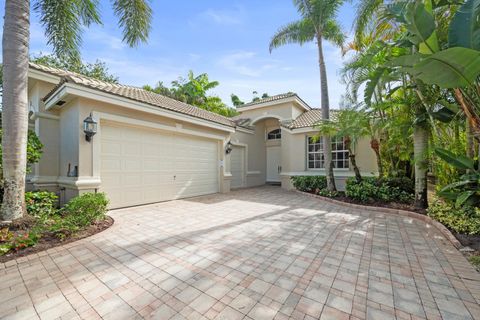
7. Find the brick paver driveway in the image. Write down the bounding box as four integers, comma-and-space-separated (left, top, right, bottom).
2, 186, 480, 320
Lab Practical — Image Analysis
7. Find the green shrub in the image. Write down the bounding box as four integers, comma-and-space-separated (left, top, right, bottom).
469, 255, 480, 270
345, 177, 378, 202
345, 177, 413, 204
427, 200, 480, 235
48, 192, 109, 238
316, 188, 340, 198
291, 176, 327, 192
0, 228, 39, 255
61, 192, 109, 228
25, 191, 58, 222
383, 177, 414, 194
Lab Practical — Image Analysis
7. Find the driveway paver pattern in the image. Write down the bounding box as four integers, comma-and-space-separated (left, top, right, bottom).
1, 186, 480, 320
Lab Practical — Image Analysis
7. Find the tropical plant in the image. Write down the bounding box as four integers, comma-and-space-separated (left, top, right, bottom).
346, 0, 480, 208
435, 148, 480, 208
270, 0, 346, 191
31, 54, 119, 83
2, 0, 152, 221
231, 94, 245, 107
144, 71, 238, 117
314, 109, 370, 181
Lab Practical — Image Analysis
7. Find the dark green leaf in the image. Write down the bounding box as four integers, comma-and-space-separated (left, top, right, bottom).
440, 180, 474, 192
448, 0, 480, 50
456, 190, 476, 207
364, 67, 385, 106
404, 2, 436, 45
435, 148, 475, 170
431, 107, 456, 122
411, 47, 480, 88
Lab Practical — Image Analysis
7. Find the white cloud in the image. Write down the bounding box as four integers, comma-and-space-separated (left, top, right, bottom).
217, 51, 280, 77
97, 57, 188, 87
84, 28, 125, 51
199, 6, 245, 26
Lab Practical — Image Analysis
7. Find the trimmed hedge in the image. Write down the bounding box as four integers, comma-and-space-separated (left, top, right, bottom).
345, 177, 413, 204
290, 176, 327, 192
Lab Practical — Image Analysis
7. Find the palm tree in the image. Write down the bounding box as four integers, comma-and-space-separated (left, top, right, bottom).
1, 0, 152, 221
269, 0, 346, 191
315, 109, 370, 182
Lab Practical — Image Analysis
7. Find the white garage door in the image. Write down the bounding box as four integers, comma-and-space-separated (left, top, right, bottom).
100, 122, 219, 208
230, 146, 245, 188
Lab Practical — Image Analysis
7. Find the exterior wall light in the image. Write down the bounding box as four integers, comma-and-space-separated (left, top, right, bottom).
225, 141, 233, 154
83, 113, 97, 142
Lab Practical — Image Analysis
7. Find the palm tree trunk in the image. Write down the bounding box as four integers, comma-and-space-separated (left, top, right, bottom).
370, 138, 383, 179
466, 119, 475, 158
1, 0, 30, 221
317, 35, 336, 191
349, 152, 362, 182
413, 122, 428, 209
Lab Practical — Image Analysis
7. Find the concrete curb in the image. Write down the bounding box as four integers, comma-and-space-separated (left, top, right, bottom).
294, 190, 462, 249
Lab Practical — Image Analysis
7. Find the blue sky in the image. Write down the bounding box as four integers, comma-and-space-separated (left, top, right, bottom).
4, 1, 357, 108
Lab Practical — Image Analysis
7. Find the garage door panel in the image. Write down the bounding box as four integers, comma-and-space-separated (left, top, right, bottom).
101, 142, 122, 155
101, 158, 122, 171
100, 122, 219, 208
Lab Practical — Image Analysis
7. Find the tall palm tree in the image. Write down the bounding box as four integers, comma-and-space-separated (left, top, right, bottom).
1, 0, 152, 221
269, 0, 346, 191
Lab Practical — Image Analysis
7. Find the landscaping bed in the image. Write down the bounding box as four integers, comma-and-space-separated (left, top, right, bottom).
0, 216, 113, 263
0, 191, 111, 263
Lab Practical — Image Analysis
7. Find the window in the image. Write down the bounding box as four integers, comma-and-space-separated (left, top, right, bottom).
267, 129, 281, 140
307, 136, 349, 169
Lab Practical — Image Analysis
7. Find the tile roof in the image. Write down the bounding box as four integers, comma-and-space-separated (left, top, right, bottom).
31, 63, 235, 128
238, 92, 309, 108
287, 109, 339, 129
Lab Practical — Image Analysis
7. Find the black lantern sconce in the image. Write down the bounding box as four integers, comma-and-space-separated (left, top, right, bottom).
83, 113, 98, 142
225, 141, 233, 154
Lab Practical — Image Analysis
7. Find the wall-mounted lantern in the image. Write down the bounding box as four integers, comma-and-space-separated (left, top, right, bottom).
83, 113, 97, 142
225, 141, 233, 154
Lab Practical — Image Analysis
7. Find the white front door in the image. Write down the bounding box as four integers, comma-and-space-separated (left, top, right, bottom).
266, 146, 281, 182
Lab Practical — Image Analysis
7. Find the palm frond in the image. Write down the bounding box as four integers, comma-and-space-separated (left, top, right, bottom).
112, 0, 152, 47
354, 0, 384, 46
33, 0, 101, 61
269, 19, 315, 52
323, 19, 346, 47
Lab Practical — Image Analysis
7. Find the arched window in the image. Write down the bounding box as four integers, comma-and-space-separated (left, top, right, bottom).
267, 129, 281, 140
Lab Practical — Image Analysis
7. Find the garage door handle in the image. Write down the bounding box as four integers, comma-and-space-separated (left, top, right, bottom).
173, 175, 176, 180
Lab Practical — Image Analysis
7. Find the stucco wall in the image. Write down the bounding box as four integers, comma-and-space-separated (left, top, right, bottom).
238, 101, 306, 123
231, 123, 267, 187
29, 81, 61, 191
280, 129, 378, 191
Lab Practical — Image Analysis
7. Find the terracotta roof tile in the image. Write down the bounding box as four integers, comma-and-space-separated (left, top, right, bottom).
238, 92, 309, 108
31, 63, 235, 128
287, 109, 339, 129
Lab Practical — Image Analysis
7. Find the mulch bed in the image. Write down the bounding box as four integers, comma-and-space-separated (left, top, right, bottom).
316, 191, 427, 214
0, 216, 113, 263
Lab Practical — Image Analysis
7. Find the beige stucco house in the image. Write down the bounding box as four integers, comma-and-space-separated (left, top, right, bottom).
27, 63, 378, 209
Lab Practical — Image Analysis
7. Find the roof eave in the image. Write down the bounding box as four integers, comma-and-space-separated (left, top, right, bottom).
44, 82, 236, 133
238, 95, 311, 112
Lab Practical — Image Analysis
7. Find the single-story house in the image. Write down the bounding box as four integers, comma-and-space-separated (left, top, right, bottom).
27, 63, 378, 209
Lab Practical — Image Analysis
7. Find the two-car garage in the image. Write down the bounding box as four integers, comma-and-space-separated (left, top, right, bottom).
99, 122, 220, 209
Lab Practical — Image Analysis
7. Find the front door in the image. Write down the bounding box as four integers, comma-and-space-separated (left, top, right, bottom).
266, 146, 281, 182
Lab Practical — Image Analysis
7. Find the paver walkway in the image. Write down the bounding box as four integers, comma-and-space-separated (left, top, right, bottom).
1, 186, 480, 320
